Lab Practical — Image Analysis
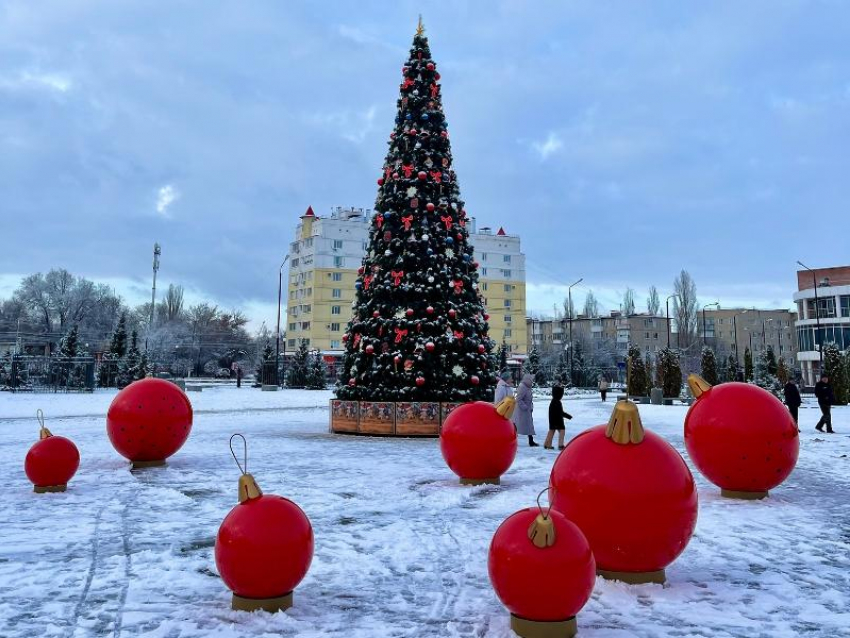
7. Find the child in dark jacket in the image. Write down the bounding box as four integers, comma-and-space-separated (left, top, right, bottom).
544, 385, 573, 450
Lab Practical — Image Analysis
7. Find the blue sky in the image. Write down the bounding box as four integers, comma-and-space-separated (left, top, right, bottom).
2, 1, 848, 328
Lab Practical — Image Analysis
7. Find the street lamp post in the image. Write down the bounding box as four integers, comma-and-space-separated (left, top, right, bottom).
665, 294, 679, 348
275, 255, 290, 386
702, 302, 720, 346
797, 261, 824, 383
762, 318, 773, 350
568, 278, 583, 385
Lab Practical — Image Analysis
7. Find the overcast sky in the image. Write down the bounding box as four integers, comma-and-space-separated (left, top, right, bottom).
2, 1, 848, 329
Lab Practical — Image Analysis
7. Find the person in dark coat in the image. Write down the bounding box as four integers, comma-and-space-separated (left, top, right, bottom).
544, 385, 573, 450
236, 365, 243, 389
783, 378, 801, 426
814, 374, 835, 433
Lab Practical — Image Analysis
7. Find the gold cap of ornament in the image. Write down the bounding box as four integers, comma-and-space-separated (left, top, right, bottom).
230, 434, 263, 504
37, 409, 52, 440
527, 488, 556, 548
495, 396, 517, 420
605, 399, 645, 445
687, 374, 712, 399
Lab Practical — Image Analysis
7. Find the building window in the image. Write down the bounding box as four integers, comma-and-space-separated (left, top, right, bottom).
502, 269, 511, 278
332, 272, 342, 282
503, 255, 511, 263
304, 238, 313, 247
504, 329, 512, 338
504, 300, 512, 308
645, 332, 650, 339
332, 289, 342, 298
303, 338, 310, 346
291, 258, 299, 267
482, 282, 488, 291
504, 284, 511, 292
287, 339, 296, 348
841, 295, 850, 317
504, 315, 512, 323
332, 306, 341, 315
302, 322, 311, 331
482, 252, 488, 261
306, 287, 312, 297
331, 323, 340, 332
303, 305, 311, 313
288, 323, 296, 331
334, 256, 343, 268
330, 340, 341, 349
333, 239, 343, 249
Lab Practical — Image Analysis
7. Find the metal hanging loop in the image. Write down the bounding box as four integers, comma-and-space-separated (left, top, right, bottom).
229, 433, 248, 476
536, 486, 553, 520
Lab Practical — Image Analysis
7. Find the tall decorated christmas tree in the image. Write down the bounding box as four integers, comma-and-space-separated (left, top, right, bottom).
336, 20, 496, 402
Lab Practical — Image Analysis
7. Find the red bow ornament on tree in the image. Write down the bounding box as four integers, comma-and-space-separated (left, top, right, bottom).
430, 83, 439, 98
402, 77, 414, 90
391, 270, 405, 286
401, 215, 413, 231
394, 328, 408, 344
453, 280, 464, 294
353, 334, 362, 349
453, 330, 464, 340
384, 166, 392, 180
402, 164, 414, 178
376, 215, 384, 229
440, 215, 453, 230
429, 170, 442, 183
363, 275, 373, 290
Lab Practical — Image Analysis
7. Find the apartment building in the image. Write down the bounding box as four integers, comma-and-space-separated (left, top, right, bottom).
701, 308, 797, 367
285, 206, 527, 356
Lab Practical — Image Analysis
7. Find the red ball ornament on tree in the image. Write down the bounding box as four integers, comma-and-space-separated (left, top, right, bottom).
365, 344, 375, 355
25, 411, 80, 493
448, 309, 457, 319
426, 305, 435, 314
342, 333, 349, 342
107, 378, 193, 468
489, 492, 596, 637
478, 344, 485, 354
425, 341, 436, 352
377, 177, 384, 186
483, 313, 490, 321
426, 202, 435, 212
470, 375, 480, 385
216, 435, 313, 612
440, 399, 517, 485
409, 128, 418, 136
440, 130, 448, 138
373, 310, 381, 318
406, 308, 414, 317
435, 72, 441, 80
392, 172, 399, 179
418, 170, 427, 180
426, 62, 435, 71
684, 375, 799, 500
415, 376, 426, 387
348, 378, 356, 387
550, 400, 697, 584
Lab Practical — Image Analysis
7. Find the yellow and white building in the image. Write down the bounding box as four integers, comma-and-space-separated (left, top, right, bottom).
285, 206, 527, 356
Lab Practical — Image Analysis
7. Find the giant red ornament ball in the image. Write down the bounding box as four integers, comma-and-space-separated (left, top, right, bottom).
25, 413, 80, 493
684, 375, 799, 500
489, 503, 595, 637
215, 440, 313, 612
106, 378, 193, 468
550, 400, 697, 584
440, 399, 517, 485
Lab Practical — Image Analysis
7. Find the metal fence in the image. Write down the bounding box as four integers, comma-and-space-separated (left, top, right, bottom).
0, 355, 95, 393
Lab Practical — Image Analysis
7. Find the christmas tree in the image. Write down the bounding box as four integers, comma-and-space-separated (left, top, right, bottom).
286, 340, 310, 389
58, 325, 80, 359
627, 343, 648, 396
306, 352, 328, 390
524, 347, 546, 386
823, 342, 848, 405
744, 347, 754, 381
336, 20, 495, 402
255, 341, 274, 385
726, 354, 738, 382
656, 347, 682, 398
110, 313, 128, 358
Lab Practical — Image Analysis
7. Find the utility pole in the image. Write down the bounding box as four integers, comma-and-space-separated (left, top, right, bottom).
275, 255, 290, 386
666, 294, 679, 348
568, 278, 583, 385
146, 243, 161, 351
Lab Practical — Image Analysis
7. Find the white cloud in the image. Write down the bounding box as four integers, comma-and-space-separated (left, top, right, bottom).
530, 131, 563, 160
0, 70, 73, 93
308, 105, 378, 144
155, 184, 179, 218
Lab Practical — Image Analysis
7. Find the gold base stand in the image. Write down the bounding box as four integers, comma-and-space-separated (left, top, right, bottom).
231, 592, 293, 613
459, 477, 500, 486
510, 614, 576, 638
131, 459, 166, 469
597, 568, 666, 585
721, 489, 768, 500
33, 484, 67, 493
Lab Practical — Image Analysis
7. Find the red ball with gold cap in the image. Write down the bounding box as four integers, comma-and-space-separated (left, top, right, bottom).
215, 435, 314, 612
489, 489, 596, 638
684, 374, 799, 500
550, 400, 698, 584
106, 377, 193, 468
25, 410, 80, 493
440, 398, 517, 485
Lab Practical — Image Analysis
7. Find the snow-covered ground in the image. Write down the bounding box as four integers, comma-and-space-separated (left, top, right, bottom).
1, 386, 848, 637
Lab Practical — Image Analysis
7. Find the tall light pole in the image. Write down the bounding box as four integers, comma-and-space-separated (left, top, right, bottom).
762, 318, 773, 350
732, 309, 749, 372
797, 261, 824, 382
702, 302, 720, 346
275, 255, 290, 386
568, 278, 583, 384
146, 243, 161, 351
665, 294, 679, 348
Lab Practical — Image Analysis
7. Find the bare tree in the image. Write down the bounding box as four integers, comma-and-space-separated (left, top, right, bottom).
673, 270, 698, 349
562, 296, 575, 320
647, 285, 660, 316
16, 273, 52, 331
159, 284, 185, 323
583, 291, 599, 318
622, 288, 636, 316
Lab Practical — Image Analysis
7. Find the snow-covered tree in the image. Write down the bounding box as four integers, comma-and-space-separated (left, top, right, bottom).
644, 350, 655, 387
497, 341, 508, 371
306, 352, 328, 390
672, 270, 698, 348
700, 347, 719, 386
765, 346, 778, 377
255, 342, 275, 385
622, 288, 636, 316
647, 285, 660, 316
109, 313, 128, 358
776, 357, 790, 385
754, 349, 782, 398
656, 347, 682, 398
744, 347, 754, 382
118, 330, 143, 387
58, 324, 80, 359
286, 340, 310, 388
583, 291, 599, 318
627, 344, 649, 396
823, 342, 848, 405
524, 347, 547, 386
726, 354, 739, 383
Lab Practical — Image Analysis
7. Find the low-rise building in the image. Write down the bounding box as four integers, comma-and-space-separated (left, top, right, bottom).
285, 206, 527, 357
702, 308, 797, 367
793, 265, 850, 385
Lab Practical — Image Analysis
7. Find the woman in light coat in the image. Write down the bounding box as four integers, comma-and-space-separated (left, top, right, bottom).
494, 371, 514, 404
515, 373, 538, 447
599, 376, 609, 402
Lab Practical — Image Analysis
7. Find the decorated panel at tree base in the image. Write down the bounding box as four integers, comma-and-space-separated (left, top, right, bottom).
358, 401, 396, 435
396, 402, 441, 436
441, 402, 464, 427
329, 400, 359, 433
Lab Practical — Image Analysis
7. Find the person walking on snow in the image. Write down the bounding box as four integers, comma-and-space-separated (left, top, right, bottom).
494, 371, 514, 404
814, 374, 835, 433
598, 376, 609, 402
515, 373, 538, 447
236, 365, 243, 389
544, 384, 573, 450
783, 377, 801, 426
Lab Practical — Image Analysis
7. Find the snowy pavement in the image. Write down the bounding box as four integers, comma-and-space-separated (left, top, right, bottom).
1, 387, 849, 637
